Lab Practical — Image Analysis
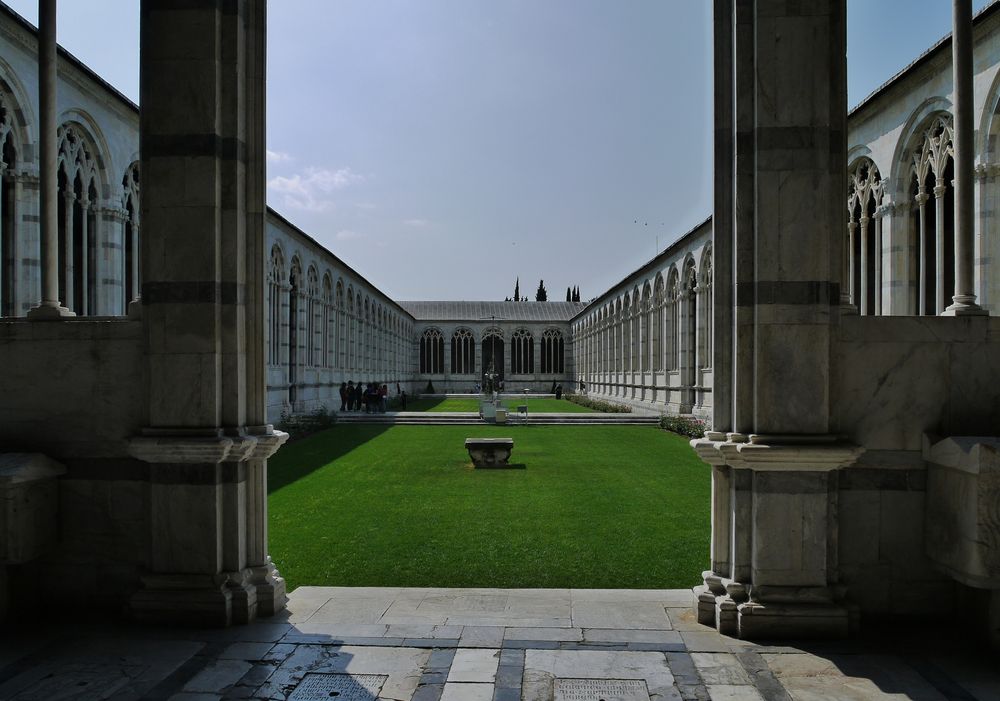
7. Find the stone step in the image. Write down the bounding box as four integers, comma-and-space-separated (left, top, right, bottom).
334, 412, 661, 426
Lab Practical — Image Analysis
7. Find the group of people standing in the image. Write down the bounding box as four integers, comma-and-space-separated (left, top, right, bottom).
339, 381, 404, 414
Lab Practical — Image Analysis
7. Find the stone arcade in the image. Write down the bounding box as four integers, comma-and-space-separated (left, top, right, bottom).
0, 0, 998, 647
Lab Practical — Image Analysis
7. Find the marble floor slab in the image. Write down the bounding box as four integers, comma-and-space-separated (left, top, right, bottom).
2, 586, 997, 701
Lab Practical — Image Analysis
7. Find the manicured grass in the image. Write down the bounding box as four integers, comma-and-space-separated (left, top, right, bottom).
402, 396, 597, 413
268, 424, 709, 591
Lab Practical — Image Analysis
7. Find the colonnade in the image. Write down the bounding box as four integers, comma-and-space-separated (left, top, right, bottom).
266, 241, 415, 416
572, 241, 712, 416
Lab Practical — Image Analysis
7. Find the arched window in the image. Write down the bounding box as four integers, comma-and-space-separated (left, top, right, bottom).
541, 329, 564, 374
640, 285, 651, 372
848, 158, 883, 315
306, 267, 319, 366
908, 115, 955, 315
511, 328, 534, 374
652, 276, 664, 371
288, 260, 302, 403
322, 274, 333, 368
336, 282, 345, 368
665, 269, 680, 371
618, 294, 633, 372
0, 90, 21, 317
362, 297, 370, 373
346, 288, 355, 370
267, 245, 285, 367
683, 262, 698, 373
420, 328, 444, 374
699, 249, 713, 368
451, 328, 476, 374
122, 162, 140, 313
57, 124, 103, 316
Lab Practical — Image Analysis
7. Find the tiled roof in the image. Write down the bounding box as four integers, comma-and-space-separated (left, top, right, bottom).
397, 301, 587, 322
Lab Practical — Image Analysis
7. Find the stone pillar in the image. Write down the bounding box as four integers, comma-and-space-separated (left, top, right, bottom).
859, 216, 869, 315
874, 207, 884, 316
128, 0, 286, 626
944, 0, 987, 316
27, 0, 72, 319
693, 0, 863, 639
62, 191, 74, 312
79, 198, 89, 315
712, 0, 734, 431
916, 190, 929, 314
933, 183, 947, 314
847, 221, 857, 308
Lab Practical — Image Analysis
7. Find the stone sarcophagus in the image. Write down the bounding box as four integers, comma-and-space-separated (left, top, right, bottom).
465, 438, 514, 468
924, 435, 1000, 588
0, 453, 66, 565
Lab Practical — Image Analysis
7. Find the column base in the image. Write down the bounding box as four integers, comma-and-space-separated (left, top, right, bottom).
249, 557, 288, 617
736, 600, 850, 640
130, 572, 257, 627
26, 303, 75, 319
941, 297, 988, 316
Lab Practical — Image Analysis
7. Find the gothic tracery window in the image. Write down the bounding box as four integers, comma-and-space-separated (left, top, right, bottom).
451, 328, 476, 374
322, 274, 333, 368
267, 245, 284, 366
541, 328, 564, 374
511, 328, 534, 374
652, 276, 664, 371
306, 267, 319, 366
0, 90, 20, 317
122, 162, 140, 312
847, 158, 884, 315
908, 115, 955, 315
420, 328, 444, 374
57, 124, 103, 316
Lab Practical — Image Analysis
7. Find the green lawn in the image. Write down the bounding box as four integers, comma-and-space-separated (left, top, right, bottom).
268, 424, 709, 591
402, 396, 597, 413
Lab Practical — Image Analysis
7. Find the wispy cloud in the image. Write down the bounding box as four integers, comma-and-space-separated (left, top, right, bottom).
402, 218, 430, 228
336, 229, 365, 241
266, 149, 292, 163
267, 166, 364, 212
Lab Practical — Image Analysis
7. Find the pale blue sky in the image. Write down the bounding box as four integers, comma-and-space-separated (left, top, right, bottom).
2, 0, 991, 300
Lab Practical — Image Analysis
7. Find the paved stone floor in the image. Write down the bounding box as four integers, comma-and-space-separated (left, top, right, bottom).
1, 587, 998, 700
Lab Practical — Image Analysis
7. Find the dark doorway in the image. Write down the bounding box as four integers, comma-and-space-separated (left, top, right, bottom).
482, 333, 504, 383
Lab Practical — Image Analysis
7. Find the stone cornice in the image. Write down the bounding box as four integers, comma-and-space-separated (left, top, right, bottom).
129, 429, 287, 464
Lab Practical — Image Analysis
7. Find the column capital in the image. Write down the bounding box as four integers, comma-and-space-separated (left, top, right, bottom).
690, 433, 865, 472
914, 191, 930, 205
933, 184, 948, 199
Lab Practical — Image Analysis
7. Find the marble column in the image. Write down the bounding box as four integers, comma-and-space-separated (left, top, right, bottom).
128, 0, 286, 627
27, 0, 72, 318
712, 0, 734, 430
874, 207, 884, 316
847, 221, 857, 308
944, 0, 987, 315
859, 216, 869, 315
62, 191, 74, 311
694, 0, 863, 639
934, 183, 947, 314
79, 198, 88, 315
916, 190, 929, 315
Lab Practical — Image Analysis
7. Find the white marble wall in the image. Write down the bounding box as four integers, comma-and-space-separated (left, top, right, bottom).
571, 218, 713, 418
265, 214, 418, 421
